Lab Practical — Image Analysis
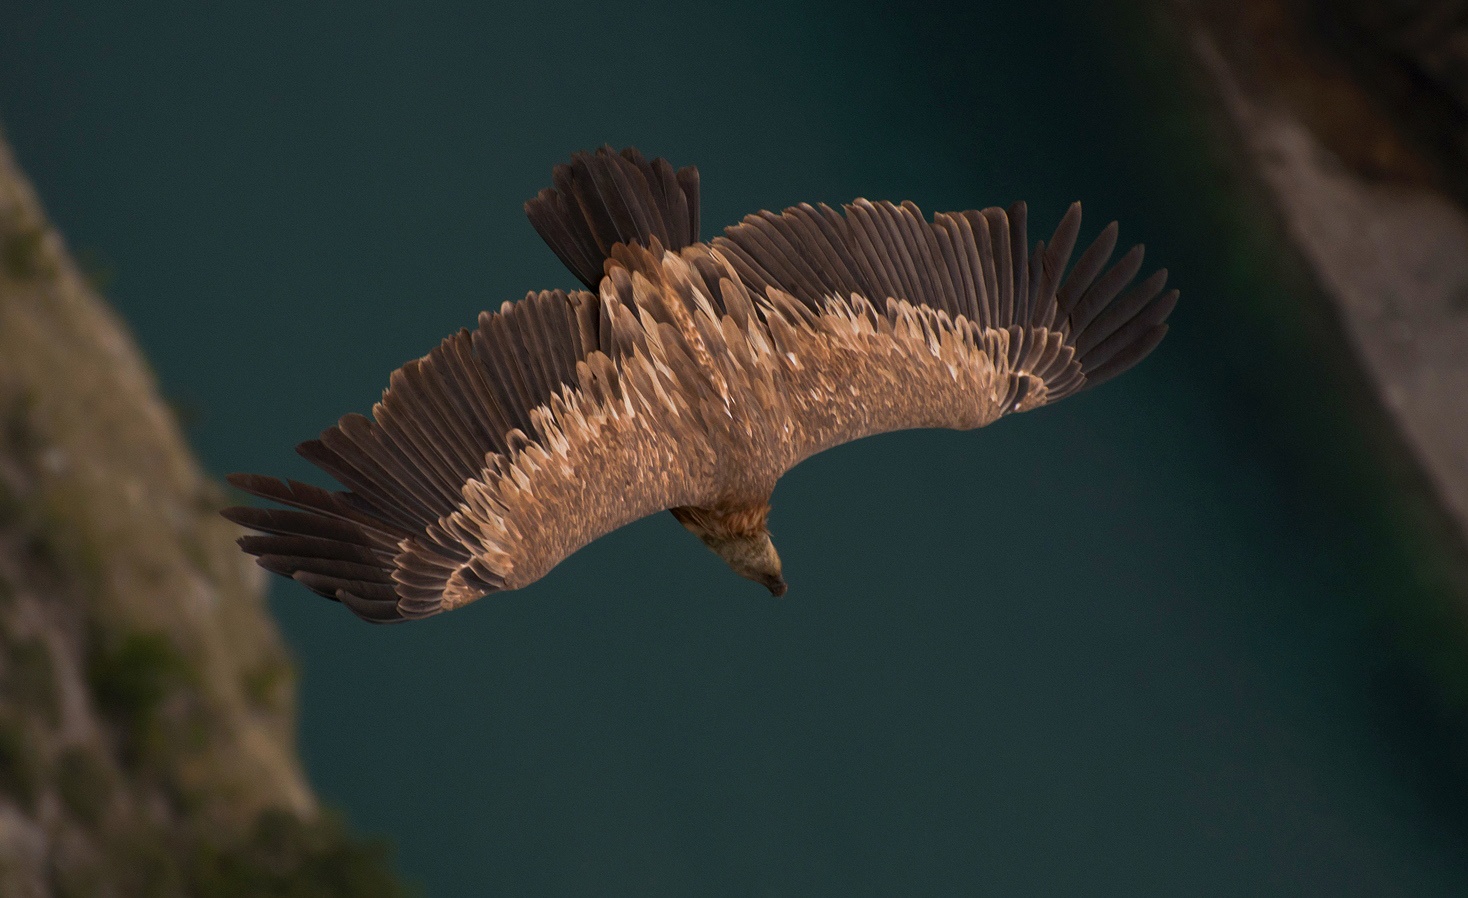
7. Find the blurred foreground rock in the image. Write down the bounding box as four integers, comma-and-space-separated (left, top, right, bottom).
0, 129, 406, 896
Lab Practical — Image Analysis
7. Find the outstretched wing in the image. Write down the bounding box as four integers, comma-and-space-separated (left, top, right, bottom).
589, 200, 1175, 487
714, 198, 1177, 403
223, 287, 725, 622
626, 199, 1176, 475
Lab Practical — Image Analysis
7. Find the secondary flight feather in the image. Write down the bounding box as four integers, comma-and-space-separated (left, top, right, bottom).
223, 147, 1178, 622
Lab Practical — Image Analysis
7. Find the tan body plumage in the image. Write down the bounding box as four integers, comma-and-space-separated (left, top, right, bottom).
224, 148, 1177, 622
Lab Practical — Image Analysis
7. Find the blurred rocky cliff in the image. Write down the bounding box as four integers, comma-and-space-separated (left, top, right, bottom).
1180, 0, 1468, 552
0, 130, 407, 896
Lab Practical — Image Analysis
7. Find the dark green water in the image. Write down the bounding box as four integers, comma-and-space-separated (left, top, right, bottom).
6, 2, 1468, 894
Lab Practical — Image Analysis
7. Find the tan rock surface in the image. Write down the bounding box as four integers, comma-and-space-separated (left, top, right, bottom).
0, 124, 403, 895
1186, 7, 1468, 549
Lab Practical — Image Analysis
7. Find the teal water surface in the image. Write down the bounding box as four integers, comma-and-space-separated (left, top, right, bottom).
4, 2, 1468, 894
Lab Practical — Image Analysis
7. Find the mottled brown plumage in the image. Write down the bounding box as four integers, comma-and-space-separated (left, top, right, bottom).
223, 147, 1178, 622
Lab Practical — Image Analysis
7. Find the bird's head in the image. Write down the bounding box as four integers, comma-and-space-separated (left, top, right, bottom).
672, 505, 787, 596
709, 530, 787, 597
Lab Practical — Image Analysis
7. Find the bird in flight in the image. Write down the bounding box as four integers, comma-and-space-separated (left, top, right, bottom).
224, 147, 1178, 622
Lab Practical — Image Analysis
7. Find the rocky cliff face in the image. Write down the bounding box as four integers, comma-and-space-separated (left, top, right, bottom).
1176, 0, 1468, 555
0, 130, 405, 896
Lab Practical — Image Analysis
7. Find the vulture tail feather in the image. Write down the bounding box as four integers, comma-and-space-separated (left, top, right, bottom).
525, 146, 702, 289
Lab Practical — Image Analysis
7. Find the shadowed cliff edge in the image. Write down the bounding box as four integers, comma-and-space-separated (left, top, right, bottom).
0, 129, 408, 896
1177, 0, 1468, 557
1151, 0, 1468, 817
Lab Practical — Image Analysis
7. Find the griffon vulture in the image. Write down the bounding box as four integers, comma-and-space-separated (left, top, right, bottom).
223, 147, 1178, 622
